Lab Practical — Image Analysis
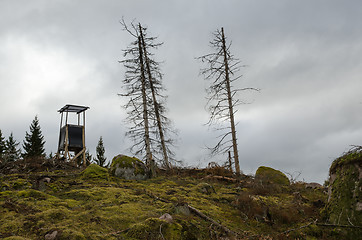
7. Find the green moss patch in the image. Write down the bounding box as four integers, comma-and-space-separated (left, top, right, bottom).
125, 217, 182, 240
81, 164, 109, 180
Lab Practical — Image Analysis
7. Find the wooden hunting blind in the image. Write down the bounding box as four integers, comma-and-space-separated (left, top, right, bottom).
56, 104, 89, 165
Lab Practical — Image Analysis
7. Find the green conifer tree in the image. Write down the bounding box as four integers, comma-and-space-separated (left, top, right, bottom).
22, 116, 46, 158
94, 136, 107, 167
5, 132, 21, 162
0, 129, 6, 160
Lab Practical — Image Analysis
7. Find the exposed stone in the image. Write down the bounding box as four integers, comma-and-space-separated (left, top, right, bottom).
356, 163, 362, 180
327, 173, 337, 202
196, 182, 216, 194
175, 203, 191, 216
305, 182, 322, 189
329, 173, 337, 185
33, 176, 52, 191
42, 177, 51, 183
38, 181, 47, 191
293, 191, 307, 202
110, 155, 149, 180
159, 213, 173, 223
45, 230, 58, 240
356, 202, 362, 211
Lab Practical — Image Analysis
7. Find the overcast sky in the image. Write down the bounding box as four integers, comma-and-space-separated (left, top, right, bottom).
1, 0, 361, 183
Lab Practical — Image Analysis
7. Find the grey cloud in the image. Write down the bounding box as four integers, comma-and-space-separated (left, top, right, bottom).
1, 0, 362, 183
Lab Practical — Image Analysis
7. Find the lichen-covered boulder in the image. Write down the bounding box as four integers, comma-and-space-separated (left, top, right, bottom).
324, 150, 361, 231
255, 166, 290, 185
110, 155, 149, 180
81, 164, 109, 180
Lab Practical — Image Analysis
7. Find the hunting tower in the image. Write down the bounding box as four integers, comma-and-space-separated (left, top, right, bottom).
56, 104, 89, 166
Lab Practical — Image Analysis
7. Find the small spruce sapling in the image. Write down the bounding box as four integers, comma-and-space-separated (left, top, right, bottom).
5, 132, 21, 162
94, 136, 107, 167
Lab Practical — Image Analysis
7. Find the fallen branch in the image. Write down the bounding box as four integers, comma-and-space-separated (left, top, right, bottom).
144, 189, 171, 203
187, 204, 238, 238
279, 219, 362, 236
316, 223, 362, 229
280, 219, 317, 235
203, 175, 238, 183
144, 189, 240, 238
159, 222, 165, 240
106, 227, 130, 236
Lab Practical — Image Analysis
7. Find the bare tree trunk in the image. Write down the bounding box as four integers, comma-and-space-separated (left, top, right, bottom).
137, 36, 154, 176
139, 24, 171, 170
228, 151, 233, 173
221, 27, 240, 175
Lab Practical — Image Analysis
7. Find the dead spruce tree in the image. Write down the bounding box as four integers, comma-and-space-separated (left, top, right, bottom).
198, 27, 258, 175
119, 20, 176, 173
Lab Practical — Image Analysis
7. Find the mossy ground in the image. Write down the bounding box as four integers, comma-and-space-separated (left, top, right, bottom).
0, 167, 353, 239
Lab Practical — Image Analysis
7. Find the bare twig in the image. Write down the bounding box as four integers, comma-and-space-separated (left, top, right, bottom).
159, 222, 165, 240
316, 223, 362, 229
280, 219, 317, 235
106, 227, 131, 236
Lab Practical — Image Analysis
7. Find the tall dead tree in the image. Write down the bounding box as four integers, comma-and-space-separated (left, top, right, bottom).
137, 35, 154, 173
119, 32, 154, 175
119, 20, 176, 172
139, 24, 171, 170
198, 27, 258, 175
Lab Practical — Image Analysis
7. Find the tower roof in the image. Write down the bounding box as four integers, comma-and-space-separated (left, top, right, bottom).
58, 104, 89, 114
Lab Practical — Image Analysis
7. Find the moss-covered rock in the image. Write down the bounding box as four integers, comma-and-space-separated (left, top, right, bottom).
81, 164, 109, 180
255, 166, 290, 185
110, 155, 149, 180
324, 150, 362, 234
